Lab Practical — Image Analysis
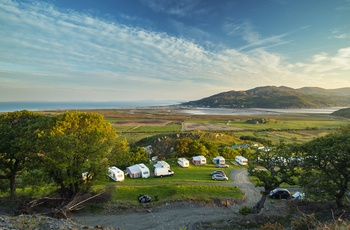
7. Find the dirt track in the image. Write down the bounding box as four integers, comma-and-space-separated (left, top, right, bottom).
71, 169, 264, 230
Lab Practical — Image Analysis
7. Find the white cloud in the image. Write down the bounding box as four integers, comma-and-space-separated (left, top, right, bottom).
0, 0, 349, 102
224, 20, 290, 51
140, 0, 203, 17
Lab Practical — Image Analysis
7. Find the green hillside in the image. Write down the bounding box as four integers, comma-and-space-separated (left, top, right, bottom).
331, 108, 350, 118
181, 86, 350, 109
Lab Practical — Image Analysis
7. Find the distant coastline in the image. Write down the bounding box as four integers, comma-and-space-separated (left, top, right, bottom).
0, 101, 180, 113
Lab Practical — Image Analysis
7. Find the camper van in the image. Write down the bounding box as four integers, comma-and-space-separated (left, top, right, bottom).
177, 158, 189, 168
154, 167, 174, 177
108, 166, 125, 182
235, 156, 248, 165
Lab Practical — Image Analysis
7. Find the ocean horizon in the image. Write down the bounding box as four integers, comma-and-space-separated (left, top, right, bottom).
0, 101, 180, 112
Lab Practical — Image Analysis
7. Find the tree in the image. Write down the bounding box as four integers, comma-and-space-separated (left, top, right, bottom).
247, 141, 301, 214
174, 138, 192, 157
109, 139, 131, 169
300, 125, 350, 208
219, 146, 239, 159
41, 111, 117, 198
203, 141, 219, 159
0, 110, 45, 198
188, 140, 209, 157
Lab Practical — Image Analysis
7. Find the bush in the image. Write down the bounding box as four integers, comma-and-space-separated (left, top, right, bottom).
238, 205, 252, 215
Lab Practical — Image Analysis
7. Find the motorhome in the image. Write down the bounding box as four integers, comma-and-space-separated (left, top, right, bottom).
107, 166, 125, 182
235, 156, 248, 165
177, 158, 189, 168
154, 167, 174, 177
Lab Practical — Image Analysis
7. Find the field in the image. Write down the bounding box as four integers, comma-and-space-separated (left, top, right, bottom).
79, 107, 349, 144
94, 160, 243, 205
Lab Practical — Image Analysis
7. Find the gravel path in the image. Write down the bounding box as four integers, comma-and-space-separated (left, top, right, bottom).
71, 169, 263, 230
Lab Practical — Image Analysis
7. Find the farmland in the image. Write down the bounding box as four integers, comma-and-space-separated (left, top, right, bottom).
80, 107, 349, 144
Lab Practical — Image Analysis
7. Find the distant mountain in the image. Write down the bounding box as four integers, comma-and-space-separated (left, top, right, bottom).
181, 86, 350, 109
331, 108, 350, 118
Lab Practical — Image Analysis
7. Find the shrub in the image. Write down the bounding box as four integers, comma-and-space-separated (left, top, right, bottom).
238, 205, 252, 215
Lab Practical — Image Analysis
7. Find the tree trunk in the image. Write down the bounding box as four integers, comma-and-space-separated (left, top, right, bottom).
252, 193, 268, 214
10, 174, 16, 199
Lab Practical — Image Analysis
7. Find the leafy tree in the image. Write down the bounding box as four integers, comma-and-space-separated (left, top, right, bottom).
300, 125, 350, 208
203, 141, 219, 159
0, 110, 45, 198
247, 141, 301, 214
130, 146, 149, 164
188, 140, 209, 157
219, 146, 239, 159
41, 111, 117, 198
174, 138, 192, 157
109, 139, 131, 169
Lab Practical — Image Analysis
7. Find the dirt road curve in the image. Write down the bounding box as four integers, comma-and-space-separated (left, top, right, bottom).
71, 169, 262, 230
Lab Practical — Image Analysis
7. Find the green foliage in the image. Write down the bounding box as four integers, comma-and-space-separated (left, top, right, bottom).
0, 110, 46, 198
247, 141, 302, 213
299, 125, 350, 207
238, 205, 252, 215
246, 118, 277, 124
41, 111, 117, 198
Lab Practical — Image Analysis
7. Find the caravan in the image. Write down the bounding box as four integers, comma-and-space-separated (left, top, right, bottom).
177, 158, 189, 168
126, 163, 150, 178
192, 156, 206, 165
108, 166, 125, 182
235, 156, 248, 165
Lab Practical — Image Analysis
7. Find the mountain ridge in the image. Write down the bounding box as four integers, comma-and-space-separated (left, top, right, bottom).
181, 86, 350, 109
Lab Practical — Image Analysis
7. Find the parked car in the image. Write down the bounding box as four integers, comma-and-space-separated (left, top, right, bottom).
292, 191, 305, 200
269, 188, 291, 199
210, 170, 226, 176
138, 195, 152, 203
212, 174, 228, 181
216, 163, 229, 168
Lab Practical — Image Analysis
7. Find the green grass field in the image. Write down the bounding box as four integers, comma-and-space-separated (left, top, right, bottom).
94, 160, 245, 204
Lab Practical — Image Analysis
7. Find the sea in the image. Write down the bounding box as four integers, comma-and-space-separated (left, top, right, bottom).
0, 101, 343, 115
0, 101, 180, 113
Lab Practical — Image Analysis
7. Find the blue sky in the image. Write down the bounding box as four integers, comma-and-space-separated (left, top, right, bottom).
0, 0, 349, 102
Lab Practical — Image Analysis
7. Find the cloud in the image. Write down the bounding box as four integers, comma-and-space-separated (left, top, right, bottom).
139, 0, 203, 17
0, 0, 349, 101
223, 20, 289, 51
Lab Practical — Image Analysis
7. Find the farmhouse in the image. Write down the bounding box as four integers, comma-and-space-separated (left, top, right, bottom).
192, 155, 206, 165
212, 156, 225, 165
107, 166, 124, 182
126, 163, 150, 178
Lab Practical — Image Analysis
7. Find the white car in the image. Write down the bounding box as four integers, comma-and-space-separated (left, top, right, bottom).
212, 174, 228, 181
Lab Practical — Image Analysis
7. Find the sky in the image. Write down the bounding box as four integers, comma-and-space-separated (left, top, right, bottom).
0, 0, 350, 102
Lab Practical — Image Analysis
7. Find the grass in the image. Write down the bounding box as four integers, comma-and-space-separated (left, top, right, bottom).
91, 159, 245, 204
111, 184, 243, 204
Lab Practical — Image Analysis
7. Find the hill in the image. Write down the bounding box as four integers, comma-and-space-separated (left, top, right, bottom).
331, 108, 350, 118
181, 86, 350, 109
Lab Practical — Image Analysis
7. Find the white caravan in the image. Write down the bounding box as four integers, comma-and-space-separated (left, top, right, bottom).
177, 158, 189, 168
235, 156, 248, 165
107, 166, 125, 182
